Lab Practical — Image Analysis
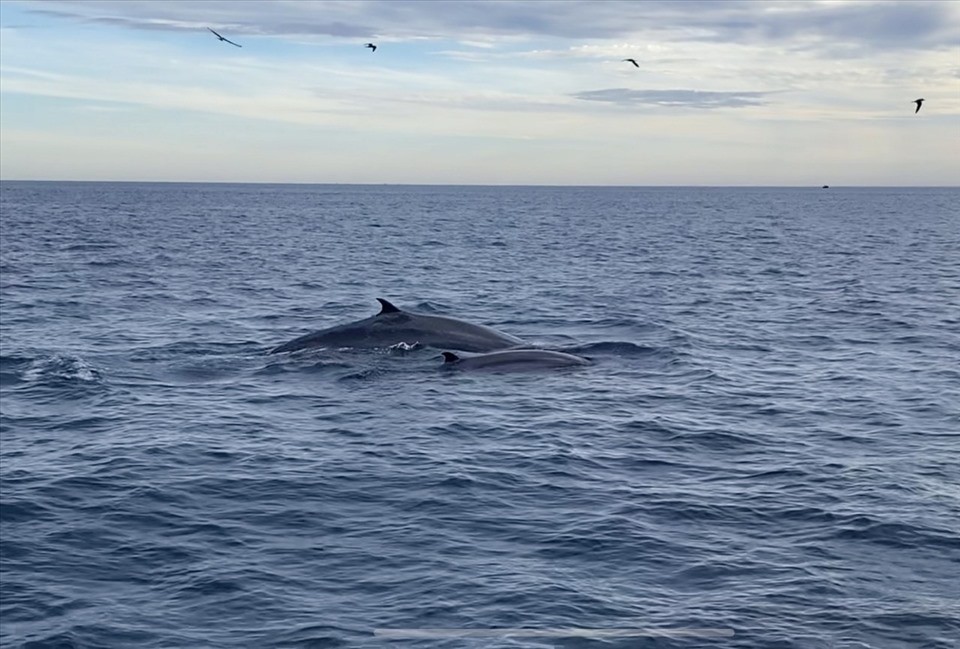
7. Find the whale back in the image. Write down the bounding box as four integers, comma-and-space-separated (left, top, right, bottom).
269, 298, 522, 354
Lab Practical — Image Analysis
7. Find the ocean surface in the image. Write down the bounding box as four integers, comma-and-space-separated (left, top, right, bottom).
1, 182, 958, 649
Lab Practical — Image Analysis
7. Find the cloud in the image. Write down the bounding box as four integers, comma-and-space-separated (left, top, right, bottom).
25, 6, 373, 38
572, 88, 773, 109
19, 0, 960, 53
4, 0, 958, 184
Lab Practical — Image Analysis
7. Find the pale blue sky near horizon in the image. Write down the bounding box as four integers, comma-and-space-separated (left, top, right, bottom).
1, 0, 958, 186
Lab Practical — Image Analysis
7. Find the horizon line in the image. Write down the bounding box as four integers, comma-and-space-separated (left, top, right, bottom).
2, 179, 957, 189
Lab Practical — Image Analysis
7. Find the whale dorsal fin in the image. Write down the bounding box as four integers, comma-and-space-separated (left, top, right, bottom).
376, 298, 401, 315
441, 351, 460, 363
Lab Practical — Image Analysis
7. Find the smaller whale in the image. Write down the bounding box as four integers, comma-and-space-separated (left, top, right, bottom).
440, 349, 590, 372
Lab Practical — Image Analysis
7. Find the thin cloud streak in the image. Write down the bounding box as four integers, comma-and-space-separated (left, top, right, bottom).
573, 88, 773, 109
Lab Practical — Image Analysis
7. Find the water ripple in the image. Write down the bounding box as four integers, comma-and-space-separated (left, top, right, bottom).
1, 184, 958, 649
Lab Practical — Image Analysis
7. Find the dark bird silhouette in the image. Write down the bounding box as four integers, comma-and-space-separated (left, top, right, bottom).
207, 27, 242, 48
913, 98, 924, 114
622, 58, 639, 68
365, 43, 377, 52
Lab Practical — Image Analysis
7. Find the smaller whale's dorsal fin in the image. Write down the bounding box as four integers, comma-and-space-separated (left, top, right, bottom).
441, 351, 460, 363
376, 298, 401, 315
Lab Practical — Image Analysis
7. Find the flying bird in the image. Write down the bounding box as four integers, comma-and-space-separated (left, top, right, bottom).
207, 27, 242, 48
622, 58, 639, 68
913, 98, 924, 114
365, 43, 377, 52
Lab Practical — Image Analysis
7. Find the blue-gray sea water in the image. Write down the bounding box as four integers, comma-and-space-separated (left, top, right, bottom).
1, 182, 958, 649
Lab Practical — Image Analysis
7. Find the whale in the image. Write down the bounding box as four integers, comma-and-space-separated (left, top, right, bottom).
440, 349, 591, 371
269, 298, 524, 354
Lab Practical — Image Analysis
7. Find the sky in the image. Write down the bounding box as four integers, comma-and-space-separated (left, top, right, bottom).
0, 0, 958, 185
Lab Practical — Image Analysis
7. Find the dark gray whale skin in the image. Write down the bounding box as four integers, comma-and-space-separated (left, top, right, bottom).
440, 349, 590, 371
269, 298, 523, 354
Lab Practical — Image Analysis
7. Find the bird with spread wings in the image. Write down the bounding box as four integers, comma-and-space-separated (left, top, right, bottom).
208, 28, 242, 48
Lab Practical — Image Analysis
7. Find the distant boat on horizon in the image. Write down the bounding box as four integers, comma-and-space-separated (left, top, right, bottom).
822, 185, 830, 189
